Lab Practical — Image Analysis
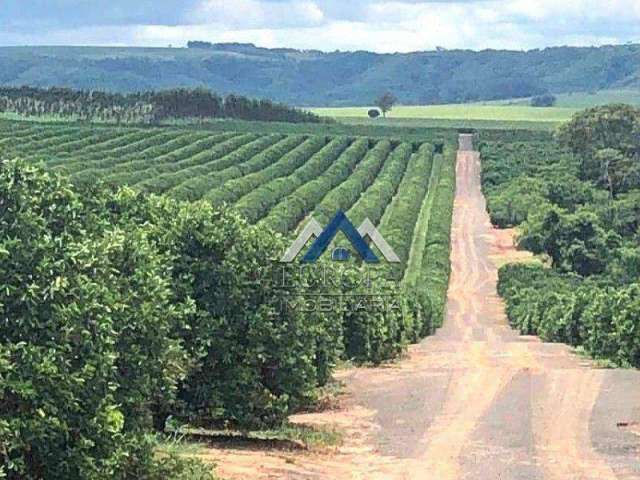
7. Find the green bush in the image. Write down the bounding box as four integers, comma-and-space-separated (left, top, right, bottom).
0, 159, 339, 478
0, 160, 190, 479
154, 201, 332, 427
498, 263, 640, 367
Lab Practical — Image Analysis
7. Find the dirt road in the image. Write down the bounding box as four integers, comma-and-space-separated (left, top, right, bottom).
206, 137, 640, 480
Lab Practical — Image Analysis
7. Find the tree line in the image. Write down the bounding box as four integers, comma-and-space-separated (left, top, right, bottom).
2, 43, 640, 105
481, 104, 640, 367
0, 86, 322, 124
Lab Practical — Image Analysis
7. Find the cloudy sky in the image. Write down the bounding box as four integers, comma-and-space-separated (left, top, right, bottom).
1, 0, 639, 52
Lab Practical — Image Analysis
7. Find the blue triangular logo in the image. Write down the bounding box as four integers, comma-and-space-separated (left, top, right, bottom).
302, 211, 379, 263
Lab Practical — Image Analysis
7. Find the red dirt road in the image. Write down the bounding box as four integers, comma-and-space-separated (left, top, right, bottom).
204, 139, 640, 480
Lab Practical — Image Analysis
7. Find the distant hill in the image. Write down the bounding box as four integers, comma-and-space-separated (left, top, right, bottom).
1, 43, 640, 107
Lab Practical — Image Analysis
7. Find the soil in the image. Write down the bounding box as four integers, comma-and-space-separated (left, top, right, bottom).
200, 142, 640, 479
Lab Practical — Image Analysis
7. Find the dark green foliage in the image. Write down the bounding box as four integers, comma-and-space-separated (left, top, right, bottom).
498, 264, 640, 367
232, 137, 352, 223
130, 198, 332, 428
485, 108, 640, 367
557, 104, 640, 186
308, 140, 392, 227
0, 121, 460, 469
260, 138, 370, 233
530, 209, 620, 276
479, 141, 580, 227
420, 150, 456, 328
204, 136, 327, 207
3, 43, 640, 106
0, 159, 347, 478
0, 86, 322, 124
374, 92, 396, 118
530, 94, 557, 107
0, 161, 192, 479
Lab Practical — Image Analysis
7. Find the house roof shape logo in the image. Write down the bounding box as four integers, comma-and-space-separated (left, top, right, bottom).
280, 211, 400, 263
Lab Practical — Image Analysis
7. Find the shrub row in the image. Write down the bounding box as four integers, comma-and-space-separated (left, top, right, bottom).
167, 135, 307, 201
337, 146, 457, 363
100, 133, 253, 185
1, 159, 345, 478
46, 129, 151, 161
498, 263, 640, 367
203, 136, 327, 206
309, 139, 391, 226
232, 137, 352, 223
24, 129, 125, 160
135, 134, 283, 194
378, 144, 435, 340
259, 138, 370, 233
0, 160, 218, 479
19, 129, 113, 158
1, 126, 80, 153
420, 148, 456, 328
345, 142, 413, 227
70, 133, 241, 185
330, 143, 414, 363
51, 130, 192, 173
43, 129, 166, 167
379, 144, 434, 278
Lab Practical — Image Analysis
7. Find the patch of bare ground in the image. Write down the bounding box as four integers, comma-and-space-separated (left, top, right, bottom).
197, 143, 640, 480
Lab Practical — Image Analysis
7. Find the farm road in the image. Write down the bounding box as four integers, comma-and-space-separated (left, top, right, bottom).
206, 136, 640, 480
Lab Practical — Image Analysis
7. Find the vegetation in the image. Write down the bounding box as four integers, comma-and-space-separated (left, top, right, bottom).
312, 104, 577, 123
479, 89, 640, 108
531, 94, 557, 107
481, 104, 640, 367
0, 118, 456, 478
0, 86, 321, 124
0, 161, 218, 479
374, 92, 397, 118
3, 43, 640, 106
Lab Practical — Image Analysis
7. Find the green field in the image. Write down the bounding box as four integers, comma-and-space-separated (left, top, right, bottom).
312, 104, 578, 124
479, 89, 640, 108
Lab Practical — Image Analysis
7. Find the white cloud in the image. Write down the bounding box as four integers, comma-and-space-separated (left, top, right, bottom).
189, 0, 324, 28
2, 0, 639, 51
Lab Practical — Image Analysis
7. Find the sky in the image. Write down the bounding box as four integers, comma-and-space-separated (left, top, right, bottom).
1, 0, 639, 53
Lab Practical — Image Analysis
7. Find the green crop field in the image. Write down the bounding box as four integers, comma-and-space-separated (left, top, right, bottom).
0, 118, 455, 342
0, 117, 458, 471
311, 104, 578, 124
478, 89, 640, 108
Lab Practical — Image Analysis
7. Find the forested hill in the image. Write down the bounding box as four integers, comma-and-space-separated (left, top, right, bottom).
1, 42, 640, 106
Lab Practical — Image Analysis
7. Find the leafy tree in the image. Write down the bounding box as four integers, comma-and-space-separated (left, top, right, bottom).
557, 104, 640, 181
374, 92, 396, 118
595, 148, 640, 197
532, 208, 620, 276
0, 86, 323, 124
0, 161, 192, 479
531, 94, 557, 107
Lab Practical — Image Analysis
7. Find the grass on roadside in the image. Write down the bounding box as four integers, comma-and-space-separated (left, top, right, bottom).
162, 423, 343, 451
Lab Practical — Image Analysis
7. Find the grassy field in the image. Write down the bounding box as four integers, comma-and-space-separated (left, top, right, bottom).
476, 89, 640, 108
311, 104, 578, 124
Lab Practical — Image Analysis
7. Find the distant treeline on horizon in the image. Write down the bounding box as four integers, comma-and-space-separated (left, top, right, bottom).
0, 86, 322, 124
1, 42, 639, 106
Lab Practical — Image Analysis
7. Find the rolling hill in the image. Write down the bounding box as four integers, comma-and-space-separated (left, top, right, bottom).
1, 42, 640, 106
